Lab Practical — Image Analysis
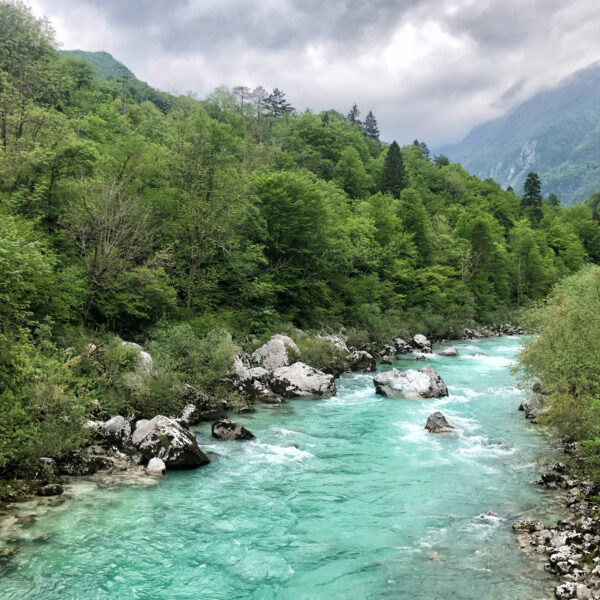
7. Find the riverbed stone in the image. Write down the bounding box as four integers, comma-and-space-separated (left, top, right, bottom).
145, 457, 166, 476
373, 366, 448, 399
413, 334, 432, 353
438, 346, 459, 357
211, 419, 255, 440
131, 416, 210, 469
425, 411, 456, 433
268, 362, 336, 398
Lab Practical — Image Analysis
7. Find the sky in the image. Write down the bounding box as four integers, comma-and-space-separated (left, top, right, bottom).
29, 0, 600, 147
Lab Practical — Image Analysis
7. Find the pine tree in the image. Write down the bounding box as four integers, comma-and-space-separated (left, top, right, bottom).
419, 142, 430, 159
347, 103, 361, 126
522, 172, 543, 224
265, 88, 294, 118
321, 111, 330, 126
363, 111, 380, 142
381, 141, 407, 198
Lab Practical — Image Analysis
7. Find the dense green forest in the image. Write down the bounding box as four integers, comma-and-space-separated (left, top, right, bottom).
2, 1, 600, 486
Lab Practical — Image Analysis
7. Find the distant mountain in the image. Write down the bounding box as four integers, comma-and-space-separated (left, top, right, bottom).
442, 61, 600, 206
59, 50, 171, 112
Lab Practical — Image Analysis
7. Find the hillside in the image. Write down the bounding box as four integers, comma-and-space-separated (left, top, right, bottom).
442, 61, 600, 205
59, 50, 135, 80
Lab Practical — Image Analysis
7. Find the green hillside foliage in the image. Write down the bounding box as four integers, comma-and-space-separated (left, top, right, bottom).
2, 1, 600, 480
443, 61, 600, 206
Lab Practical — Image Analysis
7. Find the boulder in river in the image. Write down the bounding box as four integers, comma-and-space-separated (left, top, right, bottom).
211, 419, 255, 440
438, 346, 459, 357
412, 334, 432, 353
425, 411, 457, 434
373, 366, 448, 399
131, 416, 210, 469
268, 362, 336, 398
145, 457, 166, 476
251, 335, 299, 371
348, 350, 376, 372
519, 393, 544, 422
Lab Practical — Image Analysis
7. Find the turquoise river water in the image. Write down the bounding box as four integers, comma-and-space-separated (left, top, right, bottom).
0, 337, 566, 599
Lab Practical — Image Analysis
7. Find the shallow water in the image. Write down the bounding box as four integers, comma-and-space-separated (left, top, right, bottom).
0, 337, 564, 599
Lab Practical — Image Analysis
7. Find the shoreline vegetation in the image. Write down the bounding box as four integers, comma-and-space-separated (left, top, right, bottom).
513, 265, 600, 599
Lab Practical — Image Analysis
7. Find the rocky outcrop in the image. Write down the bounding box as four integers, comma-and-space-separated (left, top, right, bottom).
319, 334, 349, 353
122, 341, 153, 372
519, 393, 545, 423
268, 362, 336, 398
373, 366, 448, 399
131, 416, 210, 469
233, 357, 283, 403
412, 334, 432, 353
394, 338, 413, 354
425, 412, 457, 433
56, 450, 112, 476
348, 350, 376, 372
251, 335, 299, 371
180, 383, 228, 420
145, 457, 166, 476
438, 346, 459, 357
211, 419, 255, 440
99, 416, 131, 447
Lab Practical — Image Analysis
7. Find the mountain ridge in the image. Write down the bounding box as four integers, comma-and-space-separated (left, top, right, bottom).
442, 60, 600, 205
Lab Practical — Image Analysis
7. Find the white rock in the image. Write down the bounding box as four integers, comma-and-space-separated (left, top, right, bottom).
145, 457, 166, 476
100, 416, 131, 446
268, 362, 336, 398
319, 334, 349, 353
251, 335, 299, 371
413, 334, 432, 353
438, 346, 459, 357
373, 366, 448, 399
122, 341, 154, 372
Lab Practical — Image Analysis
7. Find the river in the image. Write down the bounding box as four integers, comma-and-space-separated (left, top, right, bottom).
0, 337, 565, 599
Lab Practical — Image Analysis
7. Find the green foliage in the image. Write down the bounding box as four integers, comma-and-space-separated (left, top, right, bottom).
381, 141, 407, 198
518, 265, 600, 478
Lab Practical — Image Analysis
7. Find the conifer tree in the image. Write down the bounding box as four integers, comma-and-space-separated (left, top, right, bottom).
346, 103, 361, 125
522, 172, 543, 224
381, 141, 407, 198
363, 110, 380, 142
265, 88, 294, 117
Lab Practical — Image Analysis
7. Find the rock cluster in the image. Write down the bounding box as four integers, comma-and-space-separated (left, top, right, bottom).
514, 463, 600, 599
464, 324, 525, 339
212, 419, 255, 440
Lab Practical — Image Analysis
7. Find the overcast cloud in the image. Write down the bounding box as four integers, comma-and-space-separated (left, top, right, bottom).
29, 0, 600, 146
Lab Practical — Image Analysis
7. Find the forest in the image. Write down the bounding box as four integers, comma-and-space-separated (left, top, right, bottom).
2, 1, 600, 489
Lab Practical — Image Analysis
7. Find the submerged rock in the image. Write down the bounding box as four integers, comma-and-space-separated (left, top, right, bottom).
438, 346, 459, 357
373, 367, 448, 399
412, 334, 432, 353
471, 352, 487, 357
131, 416, 210, 469
211, 419, 255, 441
145, 457, 166, 476
425, 411, 456, 434
268, 362, 336, 398
251, 335, 299, 371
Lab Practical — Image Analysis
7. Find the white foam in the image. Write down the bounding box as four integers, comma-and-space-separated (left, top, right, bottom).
251, 442, 314, 464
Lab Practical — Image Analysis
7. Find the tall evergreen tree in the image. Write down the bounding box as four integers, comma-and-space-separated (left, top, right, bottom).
381, 141, 407, 198
522, 172, 543, 224
363, 111, 380, 142
265, 88, 294, 117
346, 103, 361, 125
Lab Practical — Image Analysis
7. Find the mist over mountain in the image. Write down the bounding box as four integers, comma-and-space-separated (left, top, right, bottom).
442, 61, 600, 206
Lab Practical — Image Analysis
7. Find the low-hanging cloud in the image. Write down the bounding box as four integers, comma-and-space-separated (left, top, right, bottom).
29, 0, 600, 146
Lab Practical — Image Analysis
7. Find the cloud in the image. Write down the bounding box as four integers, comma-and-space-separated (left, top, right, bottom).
29, 0, 600, 146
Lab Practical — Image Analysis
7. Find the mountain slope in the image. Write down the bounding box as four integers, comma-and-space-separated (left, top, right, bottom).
442, 61, 600, 205
60, 50, 171, 111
